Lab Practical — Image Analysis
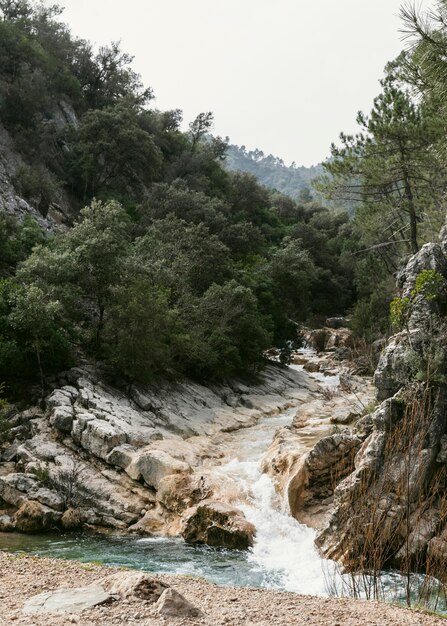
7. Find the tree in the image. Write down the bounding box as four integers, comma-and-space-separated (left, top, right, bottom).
189, 112, 214, 148
8, 284, 70, 393
68, 104, 162, 201
268, 238, 317, 321
178, 280, 272, 379
19, 200, 131, 349
104, 278, 175, 383
0, 0, 32, 22
77, 41, 153, 110
317, 74, 446, 255
134, 216, 232, 297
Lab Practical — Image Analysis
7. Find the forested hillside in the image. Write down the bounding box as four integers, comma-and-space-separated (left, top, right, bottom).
0, 1, 359, 395
224, 143, 322, 201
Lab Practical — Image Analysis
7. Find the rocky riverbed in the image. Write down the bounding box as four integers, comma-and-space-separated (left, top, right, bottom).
0, 552, 445, 626
0, 340, 372, 554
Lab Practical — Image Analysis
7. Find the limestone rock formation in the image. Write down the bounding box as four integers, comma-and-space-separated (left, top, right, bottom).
0, 362, 312, 544
313, 234, 447, 575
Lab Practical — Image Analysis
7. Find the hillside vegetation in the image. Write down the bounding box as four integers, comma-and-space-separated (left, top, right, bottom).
3, 0, 447, 398
0, 1, 358, 394
224, 143, 322, 201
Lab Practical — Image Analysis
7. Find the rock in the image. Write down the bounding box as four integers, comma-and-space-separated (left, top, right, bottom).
436, 434, 447, 463
22, 585, 112, 615
49, 406, 74, 433
291, 355, 308, 365
0, 513, 14, 531
157, 473, 210, 514
79, 419, 127, 461
126, 449, 191, 490
182, 500, 256, 550
288, 429, 364, 524
303, 362, 320, 373
32, 488, 65, 511
315, 235, 447, 575
330, 412, 359, 426
326, 317, 349, 329
61, 508, 83, 530
129, 386, 162, 412
106, 444, 136, 470
14, 500, 60, 533
100, 572, 169, 601
46, 390, 73, 410
155, 588, 203, 618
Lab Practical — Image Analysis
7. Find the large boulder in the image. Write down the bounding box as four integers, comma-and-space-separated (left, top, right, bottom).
100, 572, 169, 602
126, 449, 191, 490
288, 427, 366, 527
14, 500, 60, 533
182, 500, 256, 550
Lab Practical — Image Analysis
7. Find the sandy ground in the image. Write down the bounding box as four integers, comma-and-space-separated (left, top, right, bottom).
0, 552, 446, 626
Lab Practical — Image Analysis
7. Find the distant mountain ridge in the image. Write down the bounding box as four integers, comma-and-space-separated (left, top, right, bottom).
223, 143, 324, 200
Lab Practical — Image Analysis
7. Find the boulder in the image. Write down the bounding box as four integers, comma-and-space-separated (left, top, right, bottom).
288, 428, 365, 525
303, 362, 320, 373
182, 500, 256, 550
79, 419, 127, 460
100, 572, 169, 601
126, 449, 191, 490
157, 473, 201, 514
155, 588, 203, 618
14, 500, 60, 533
49, 406, 74, 433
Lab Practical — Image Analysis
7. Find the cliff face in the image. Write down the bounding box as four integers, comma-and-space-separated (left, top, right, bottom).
312, 229, 447, 576
0, 102, 78, 230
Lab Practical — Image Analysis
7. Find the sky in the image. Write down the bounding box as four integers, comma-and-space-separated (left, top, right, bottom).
53, 0, 435, 167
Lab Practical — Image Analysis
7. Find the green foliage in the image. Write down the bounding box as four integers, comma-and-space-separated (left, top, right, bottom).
0, 4, 363, 390
176, 281, 272, 380
31, 461, 50, 484
68, 104, 162, 201
390, 270, 446, 330
390, 297, 412, 329
104, 279, 175, 383
412, 270, 444, 301
404, 343, 447, 384
13, 164, 59, 216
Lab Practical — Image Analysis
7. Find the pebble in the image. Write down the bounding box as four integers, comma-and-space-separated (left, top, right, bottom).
0, 553, 445, 626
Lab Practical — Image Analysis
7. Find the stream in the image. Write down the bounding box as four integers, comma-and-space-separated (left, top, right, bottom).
0, 360, 340, 593
1, 356, 444, 611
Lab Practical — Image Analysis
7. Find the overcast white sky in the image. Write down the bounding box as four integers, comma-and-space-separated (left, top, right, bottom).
54, 0, 435, 166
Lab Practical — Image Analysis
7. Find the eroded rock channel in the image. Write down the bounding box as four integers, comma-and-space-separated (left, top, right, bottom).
0, 335, 374, 593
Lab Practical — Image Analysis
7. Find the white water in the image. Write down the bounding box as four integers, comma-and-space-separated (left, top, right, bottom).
214, 364, 340, 595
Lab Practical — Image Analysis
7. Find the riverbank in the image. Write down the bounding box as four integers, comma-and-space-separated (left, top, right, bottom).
0, 552, 445, 626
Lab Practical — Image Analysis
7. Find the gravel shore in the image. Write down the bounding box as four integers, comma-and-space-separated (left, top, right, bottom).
0, 552, 446, 625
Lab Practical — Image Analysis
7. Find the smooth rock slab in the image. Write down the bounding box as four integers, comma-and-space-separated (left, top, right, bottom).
23, 584, 112, 614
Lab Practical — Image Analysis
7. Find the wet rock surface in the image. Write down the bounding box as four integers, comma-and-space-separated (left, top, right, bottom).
182, 500, 256, 549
